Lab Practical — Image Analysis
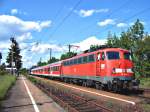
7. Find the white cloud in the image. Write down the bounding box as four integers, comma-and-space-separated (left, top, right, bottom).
73, 36, 106, 51
40, 21, 52, 28
16, 32, 33, 42
31, 43, 64, 54
116, 23, 127, 28
11, 8, 27, 15
0, 41, 10, 50
75, 9, 109, 17
79, 9, 94, 17
98, 19, 115, 26
0, 15, 52, 41
11, 9, 18, 15
95, 9, 109, 13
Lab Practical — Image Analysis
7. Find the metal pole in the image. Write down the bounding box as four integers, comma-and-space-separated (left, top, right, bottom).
48, 48, 52, 61
10, 37, 15, 75
0, 52, 2, 65
69, 44, 71, 52
11, 47, 13, 75
50, 48, 52, 61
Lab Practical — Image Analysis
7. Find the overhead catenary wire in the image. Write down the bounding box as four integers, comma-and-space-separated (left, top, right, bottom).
93, 7, 150, 36
73, 0, 132, 36
42, 2, 66, 39
48, 0, 82, 39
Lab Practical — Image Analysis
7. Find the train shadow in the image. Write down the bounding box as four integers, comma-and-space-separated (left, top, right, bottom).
118, 89, 144, 96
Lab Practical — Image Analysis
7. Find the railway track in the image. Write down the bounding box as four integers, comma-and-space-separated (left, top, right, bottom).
35, 80, 113, 112
139, 88, 150, 95
28, 75, 145, 112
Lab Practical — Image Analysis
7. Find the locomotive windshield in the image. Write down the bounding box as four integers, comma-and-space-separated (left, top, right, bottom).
106, 51, 120, 60
124, 52, 131, 60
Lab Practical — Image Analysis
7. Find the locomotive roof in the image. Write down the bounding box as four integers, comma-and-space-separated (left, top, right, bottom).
63, 48, 129, 61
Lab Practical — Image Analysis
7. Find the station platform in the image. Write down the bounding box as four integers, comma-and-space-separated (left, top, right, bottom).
1, 76, 65, 112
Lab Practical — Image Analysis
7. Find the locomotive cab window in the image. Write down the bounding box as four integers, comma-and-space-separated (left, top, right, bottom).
97, 53, 101, 60
107, 51, 120, 60
102, 52, 105, 60
124, 52, 131, 60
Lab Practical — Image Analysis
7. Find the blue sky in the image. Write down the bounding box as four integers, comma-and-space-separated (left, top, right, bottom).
0, 0, 150, 68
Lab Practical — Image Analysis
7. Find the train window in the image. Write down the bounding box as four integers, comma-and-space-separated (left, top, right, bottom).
97, 53, 101, 60
124, 52, 131, 60
66, 61, 69, 65
56, 66, 57, 71
44, 68, 47, 72
70, 60, 73, 65
102, 52, 105, 60
74, 59, 77, 64
88, 54, 95, 62
63, 61, 66, 66
107, 51, 120, 60
78, 57, 82, 64
83, 56, 88, 63
55, 67, 57, 71
48, 68, 50, 72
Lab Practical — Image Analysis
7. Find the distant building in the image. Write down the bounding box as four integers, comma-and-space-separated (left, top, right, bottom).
5, 67, 17, 75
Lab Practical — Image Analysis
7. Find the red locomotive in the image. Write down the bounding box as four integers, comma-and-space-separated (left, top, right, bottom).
31, 48, 139, 91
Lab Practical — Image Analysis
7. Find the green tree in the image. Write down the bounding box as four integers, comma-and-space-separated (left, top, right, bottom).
20, 68, 28, 75
0, 63, 7, 75
47, 57, 59, 64
37, 60, 47, 66
129, 19, 145, 77
107, 33, 120, 48
60, 52, 77, 60
138, 34, 150, 77
6, 38, 22, 70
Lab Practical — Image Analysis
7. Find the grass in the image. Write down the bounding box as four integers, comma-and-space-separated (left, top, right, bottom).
139, 77, 150, 88
141, 104, 150, 112
0, 74, 16, 100
27, 76, 38, 83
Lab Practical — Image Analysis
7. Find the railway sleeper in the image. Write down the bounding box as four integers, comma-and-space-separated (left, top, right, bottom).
78, 108, 103, 112
75, 105, 101, 111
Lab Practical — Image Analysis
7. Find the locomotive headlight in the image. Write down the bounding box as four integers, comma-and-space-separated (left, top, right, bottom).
126, 68, 133, 73
115, 68, 123, 73
113, 68, 123, 73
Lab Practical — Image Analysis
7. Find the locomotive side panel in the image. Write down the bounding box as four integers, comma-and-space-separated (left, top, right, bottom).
62, 62, 96, 77
62, 54, 97, 79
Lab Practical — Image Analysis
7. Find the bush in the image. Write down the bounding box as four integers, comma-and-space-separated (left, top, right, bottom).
139, 78, 150, 88
0, 75, 16, 100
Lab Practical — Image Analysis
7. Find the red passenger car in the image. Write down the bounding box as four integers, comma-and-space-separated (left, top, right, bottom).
31, 61, 62, 77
